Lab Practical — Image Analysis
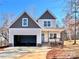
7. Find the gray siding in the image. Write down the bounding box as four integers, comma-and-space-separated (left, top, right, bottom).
10, 12, 40, 28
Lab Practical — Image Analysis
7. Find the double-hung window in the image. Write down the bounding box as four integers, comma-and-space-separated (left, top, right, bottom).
44, 21, 51, 27
22, 18, 28, 27
54, 34, 57, 39
48, 21, 51, 26
49, 33, 53, 39
44, 21, 47, 27
49, 33, 57, 39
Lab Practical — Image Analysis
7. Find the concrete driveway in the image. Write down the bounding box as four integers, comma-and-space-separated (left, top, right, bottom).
0, 47, 51, 59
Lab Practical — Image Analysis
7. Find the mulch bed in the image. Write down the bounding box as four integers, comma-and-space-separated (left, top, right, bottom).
46, 48, 77, 59
0, 45, 9, 51
0, 48, 4, 51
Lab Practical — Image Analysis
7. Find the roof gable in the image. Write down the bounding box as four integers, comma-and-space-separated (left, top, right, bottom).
39, 10, 56, 19
10, 12, 40, 28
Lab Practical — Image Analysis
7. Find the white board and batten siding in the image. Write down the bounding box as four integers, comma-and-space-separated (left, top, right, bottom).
38, 19, 56, 28
9, 28, 42, 46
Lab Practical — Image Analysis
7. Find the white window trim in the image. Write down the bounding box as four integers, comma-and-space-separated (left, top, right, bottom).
22, 18, 28, 27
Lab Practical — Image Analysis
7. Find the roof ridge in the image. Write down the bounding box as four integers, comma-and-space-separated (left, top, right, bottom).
38, 10, 56, 19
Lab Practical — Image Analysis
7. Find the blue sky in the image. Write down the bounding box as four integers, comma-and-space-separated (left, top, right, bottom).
0, 0, 68, 27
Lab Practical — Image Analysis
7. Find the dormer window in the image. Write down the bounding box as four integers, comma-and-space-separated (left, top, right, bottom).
44, 21, 51, 27
22, 18, 28, 27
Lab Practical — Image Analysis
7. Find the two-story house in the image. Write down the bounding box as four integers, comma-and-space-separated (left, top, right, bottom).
9, 10, 64, 46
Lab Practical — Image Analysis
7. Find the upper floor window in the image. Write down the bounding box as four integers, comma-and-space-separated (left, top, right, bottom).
44, 21, 51, 27
48, 21, 51, 26
44, 21, 47, 27
22, 18, 28, 27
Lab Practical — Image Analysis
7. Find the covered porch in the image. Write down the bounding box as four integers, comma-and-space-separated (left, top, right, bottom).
41, 28, 64, 46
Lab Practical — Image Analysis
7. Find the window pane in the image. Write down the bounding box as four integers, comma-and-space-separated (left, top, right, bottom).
44, 21, 47, 26
48, 21, 51, 26
22, 18, 28, 27
49, 33, 57, 39
44, 21, 51, 27
50, 33, 53, 39
24, 22, 27, 25
54, 34, 57, 39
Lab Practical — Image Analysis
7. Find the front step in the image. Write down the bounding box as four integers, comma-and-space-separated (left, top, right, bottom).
42, 42, 49, 47
42, 42, 63, 47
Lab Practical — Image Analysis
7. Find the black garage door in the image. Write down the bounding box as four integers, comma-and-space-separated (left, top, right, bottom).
14, 35, 36, 46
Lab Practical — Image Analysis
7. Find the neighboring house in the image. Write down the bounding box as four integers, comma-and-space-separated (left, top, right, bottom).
9, 10, 64, 47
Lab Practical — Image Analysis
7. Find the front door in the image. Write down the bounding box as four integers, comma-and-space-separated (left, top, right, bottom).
42, 33, 44, 43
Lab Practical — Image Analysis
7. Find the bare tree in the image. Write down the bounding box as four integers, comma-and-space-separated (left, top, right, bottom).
71, 0, 79, 44
63, 0, 79, 44
63, 13, 73, 41
0, 13, 14, 46
26, 5, 36, 19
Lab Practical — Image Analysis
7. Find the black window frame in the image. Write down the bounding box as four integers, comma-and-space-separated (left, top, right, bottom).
49, 33, 57, 39
44, 21, 51, 27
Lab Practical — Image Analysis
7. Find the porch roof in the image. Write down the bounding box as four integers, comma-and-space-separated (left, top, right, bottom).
42, 28, 64, 32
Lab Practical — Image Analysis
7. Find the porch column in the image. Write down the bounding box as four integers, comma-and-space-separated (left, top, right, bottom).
44, 31, 49, 42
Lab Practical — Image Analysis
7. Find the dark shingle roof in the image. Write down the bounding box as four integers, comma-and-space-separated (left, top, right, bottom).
39, 10, 56, 19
